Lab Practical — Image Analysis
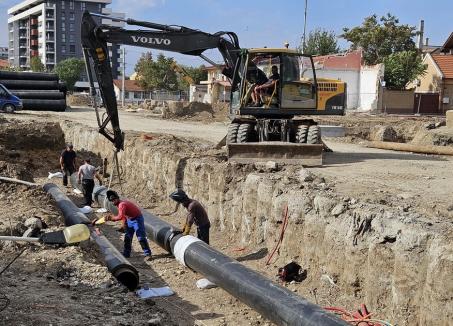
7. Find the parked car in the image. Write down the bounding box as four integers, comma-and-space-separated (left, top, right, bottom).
0, 84, 23, 113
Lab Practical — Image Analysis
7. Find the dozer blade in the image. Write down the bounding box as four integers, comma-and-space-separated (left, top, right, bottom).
227, 142, 323, 166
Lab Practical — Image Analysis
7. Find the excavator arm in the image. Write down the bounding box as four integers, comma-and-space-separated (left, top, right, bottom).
81, 11, 240, 151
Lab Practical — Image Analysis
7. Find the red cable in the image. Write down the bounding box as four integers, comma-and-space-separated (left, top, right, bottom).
266, 205, 289, 265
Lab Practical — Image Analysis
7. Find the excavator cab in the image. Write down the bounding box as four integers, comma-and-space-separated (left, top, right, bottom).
227, 49, 326, 166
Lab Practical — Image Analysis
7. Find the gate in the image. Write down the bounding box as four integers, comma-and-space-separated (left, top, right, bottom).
414, 93, 440, 115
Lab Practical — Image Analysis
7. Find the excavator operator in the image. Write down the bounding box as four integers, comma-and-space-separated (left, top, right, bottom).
252, 65, 279, 106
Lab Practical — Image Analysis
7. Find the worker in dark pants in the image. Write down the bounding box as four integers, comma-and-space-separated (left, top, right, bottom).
77, 158, 102, 207
104, 190, 152, 258
169, 189, 211, 244
60, 143, 76, 187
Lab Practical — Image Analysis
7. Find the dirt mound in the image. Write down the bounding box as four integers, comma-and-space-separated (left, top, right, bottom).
67, 93, 92, 107
411, 126, 453, 147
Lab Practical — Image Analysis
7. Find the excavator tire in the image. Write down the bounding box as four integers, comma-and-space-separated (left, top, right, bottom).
238, 123, 253, 143
227, 123, 240, 144
307, 125, 321, 144
296, 125, 309, 143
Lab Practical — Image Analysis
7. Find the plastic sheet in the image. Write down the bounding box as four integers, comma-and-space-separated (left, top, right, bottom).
136, 286, 174, 298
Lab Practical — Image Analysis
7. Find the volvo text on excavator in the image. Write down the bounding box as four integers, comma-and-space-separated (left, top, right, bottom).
81, 12, 345, 165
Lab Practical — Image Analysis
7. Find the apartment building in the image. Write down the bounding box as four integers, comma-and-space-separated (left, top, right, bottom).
8, 0, 121, 78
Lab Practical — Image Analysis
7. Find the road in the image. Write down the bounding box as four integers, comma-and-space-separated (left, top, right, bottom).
16, 107, 228, 143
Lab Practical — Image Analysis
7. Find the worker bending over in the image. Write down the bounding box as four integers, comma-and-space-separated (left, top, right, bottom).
103, 190, 152, 258
170, 189, 211, 244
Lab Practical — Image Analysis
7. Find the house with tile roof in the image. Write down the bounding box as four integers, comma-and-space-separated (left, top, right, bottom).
416, 32, 453, 113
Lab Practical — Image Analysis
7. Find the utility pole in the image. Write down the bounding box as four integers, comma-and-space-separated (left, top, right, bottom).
302, 0, 308, 53
121, 47, 125, 107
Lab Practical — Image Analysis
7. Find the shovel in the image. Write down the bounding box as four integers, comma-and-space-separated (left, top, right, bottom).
0, 224, 91, 245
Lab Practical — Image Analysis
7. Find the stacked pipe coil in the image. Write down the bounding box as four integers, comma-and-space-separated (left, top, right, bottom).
0, 71, 67, 111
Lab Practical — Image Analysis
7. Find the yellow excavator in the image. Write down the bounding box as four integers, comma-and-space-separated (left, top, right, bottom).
81, 12, 345, 166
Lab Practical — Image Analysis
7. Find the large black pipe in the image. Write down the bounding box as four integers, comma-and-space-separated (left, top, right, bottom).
92, 186, 347, 326
21, 99, 66, 111
12, 91, 65, 100
0, 80, 60, 90
0, 71, 59, 81
43, 183, 139, 290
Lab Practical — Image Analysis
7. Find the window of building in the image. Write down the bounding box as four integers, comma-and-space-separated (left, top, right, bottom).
70, 44, 75, 53
61, 33, 66, 42
98, 4, 103, 11
134, 92, 141, 99
61, 23, 65, 31
124, 91, 129, 98
70, 12, 75, 21
69, 34, 75, 42
61, 1, 65, 9
69, 1, 74, 10
81, 2, 86, 10
61, 45, 66, 53
61, 12, 65, 20
69, 23, 74, 32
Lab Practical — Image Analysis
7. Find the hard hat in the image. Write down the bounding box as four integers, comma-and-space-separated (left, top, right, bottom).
169, 189, 189, 203
106, 190, 120, 201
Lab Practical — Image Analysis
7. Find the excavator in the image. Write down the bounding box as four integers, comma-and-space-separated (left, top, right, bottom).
81, 12, 345, 165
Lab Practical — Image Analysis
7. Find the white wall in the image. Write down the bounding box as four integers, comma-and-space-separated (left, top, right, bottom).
359, 64, 384, 112
316, 69, 360, 109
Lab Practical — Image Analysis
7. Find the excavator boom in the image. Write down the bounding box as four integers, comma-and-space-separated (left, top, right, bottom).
81, 11, 240, 151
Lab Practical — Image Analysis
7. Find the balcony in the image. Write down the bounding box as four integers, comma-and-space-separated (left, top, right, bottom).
45, 23, 55, 30
30, 18, 38, 26
31, 50, 38, 57
31, 29, 38, 36
45, 3, 55, 8
19, 44, 27, 49
46, 47, 55, 53
19, 34, 27, 39
31, 39, 38, 47
45, 34, 54, 41
19, 24, 28, 29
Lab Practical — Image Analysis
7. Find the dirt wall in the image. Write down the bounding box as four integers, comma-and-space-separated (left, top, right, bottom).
61, 121, 452, 325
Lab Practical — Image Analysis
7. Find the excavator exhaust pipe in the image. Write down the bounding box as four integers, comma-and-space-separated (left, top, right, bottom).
227, 142, 323, 166
43, 183, 140, 290
92, 186, 347, 326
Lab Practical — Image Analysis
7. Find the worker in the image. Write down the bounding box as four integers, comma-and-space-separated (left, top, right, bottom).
60, 143, 77, 188
253, 65, 280, 105
103, 190, 152, 258
169, 189, 211, 244
77, 158, 102, 207
248, 65, 269, 106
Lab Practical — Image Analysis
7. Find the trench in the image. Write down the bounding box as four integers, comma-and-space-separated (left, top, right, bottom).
55, 120, 453, 325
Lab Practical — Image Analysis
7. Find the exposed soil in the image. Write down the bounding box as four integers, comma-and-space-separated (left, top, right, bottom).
1, 112, 453, 325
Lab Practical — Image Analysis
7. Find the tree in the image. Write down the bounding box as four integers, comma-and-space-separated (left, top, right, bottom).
383, 51, 427, 89
135, 53, 178, 91
30, 56, 45, 72
54, 58, 85, 91
302, 29, 339, 56
176, 64, 207, 90
342, 13, 418, 65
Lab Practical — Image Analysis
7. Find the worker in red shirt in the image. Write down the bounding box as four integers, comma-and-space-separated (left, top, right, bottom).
169, 189, 211, 244
104, 190, 152, 258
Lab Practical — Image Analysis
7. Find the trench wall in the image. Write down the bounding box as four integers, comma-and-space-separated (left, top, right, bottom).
61, 121, 452, 325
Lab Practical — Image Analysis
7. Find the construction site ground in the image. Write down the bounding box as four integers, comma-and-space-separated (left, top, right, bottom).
1, 107, 452, 325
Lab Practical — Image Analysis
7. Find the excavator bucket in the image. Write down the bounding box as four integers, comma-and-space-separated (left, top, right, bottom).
227, 142, 323, 166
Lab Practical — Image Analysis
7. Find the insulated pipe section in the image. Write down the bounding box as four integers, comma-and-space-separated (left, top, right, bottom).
92, 186, 347, 326
0, 71, 59, 81
43, 183, 139, 290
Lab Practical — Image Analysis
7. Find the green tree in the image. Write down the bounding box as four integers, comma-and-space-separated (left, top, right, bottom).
302, 29, 339, 56
383, 51, 427, 89
342, 13, 418, 65
54, 58, 85, 91
176, 64, 207, 90
135, 53, 178, 91
30, 56, 45, 72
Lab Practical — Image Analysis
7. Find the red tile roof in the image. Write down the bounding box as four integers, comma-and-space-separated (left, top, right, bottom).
113, 79, 145, 92
432, 54, 453, 79
441, 32, 453, 52
0, 59, 9, 68
313, 50, 362, 70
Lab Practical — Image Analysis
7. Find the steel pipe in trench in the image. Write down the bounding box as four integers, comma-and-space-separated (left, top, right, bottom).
43, 183, 139, 290
93, 186, 347, 326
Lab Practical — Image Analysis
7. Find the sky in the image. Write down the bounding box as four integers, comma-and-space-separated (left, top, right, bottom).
1, 0, 453, 75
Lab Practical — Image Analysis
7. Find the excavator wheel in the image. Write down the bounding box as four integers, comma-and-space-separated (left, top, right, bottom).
307, 125, 321, 144
296, 125, 309, 143
238, 123, 253, 143
227, 123, 240, 144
